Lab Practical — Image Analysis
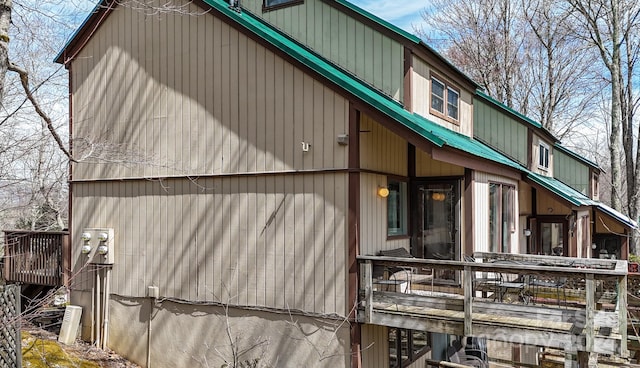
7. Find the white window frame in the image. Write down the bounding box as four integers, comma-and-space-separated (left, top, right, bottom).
489, 182, 515, 253
430, 73, 460, 123
538, 142, 550, 170
387, 180, 408, 237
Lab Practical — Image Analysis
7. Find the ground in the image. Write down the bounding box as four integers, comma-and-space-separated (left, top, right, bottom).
22, 323, 140, 368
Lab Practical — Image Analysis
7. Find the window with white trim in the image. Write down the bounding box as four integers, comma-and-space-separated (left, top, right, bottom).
489, 183, 515, 253
387, 180, 408, 237
539, 142, 550, 170
430, 75, 460, 122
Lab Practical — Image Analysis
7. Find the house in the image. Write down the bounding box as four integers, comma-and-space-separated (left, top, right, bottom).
55, 0, 635, 367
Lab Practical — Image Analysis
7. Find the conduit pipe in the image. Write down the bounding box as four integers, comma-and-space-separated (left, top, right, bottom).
95, 267, 102, 348
102, 267, 111, 350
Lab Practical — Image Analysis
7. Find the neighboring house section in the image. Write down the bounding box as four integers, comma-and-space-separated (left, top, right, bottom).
56, 0, 635, 367
554, 143, 600, 199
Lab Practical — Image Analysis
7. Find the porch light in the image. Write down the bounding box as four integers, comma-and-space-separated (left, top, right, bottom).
523, 229, 532, 237
432, 192, 446, 201
377, 187, 389, 198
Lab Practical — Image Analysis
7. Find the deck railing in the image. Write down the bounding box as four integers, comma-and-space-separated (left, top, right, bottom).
3, 230, 70, 287
357, 252, 629, 359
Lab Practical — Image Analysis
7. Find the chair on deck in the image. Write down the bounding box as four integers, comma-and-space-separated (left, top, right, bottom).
464, 255, 502, 299
530, 275, 567, 306
374, 248, 433, 293
447, 339, 487, 367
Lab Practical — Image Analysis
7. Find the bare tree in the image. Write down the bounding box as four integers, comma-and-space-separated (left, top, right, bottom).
568, 0, 640, 252
419, 0, 525, 109
418, 0, 599, 139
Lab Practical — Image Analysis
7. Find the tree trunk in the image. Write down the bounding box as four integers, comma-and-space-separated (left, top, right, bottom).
0, 0, 11, 105
608, 0, 623, 211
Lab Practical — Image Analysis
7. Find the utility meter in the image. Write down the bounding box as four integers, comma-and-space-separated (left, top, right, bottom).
81, 228, 115, 264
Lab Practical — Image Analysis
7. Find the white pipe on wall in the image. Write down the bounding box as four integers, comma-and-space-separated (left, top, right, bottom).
95, 267, 102, 347
102, 267, 111, 350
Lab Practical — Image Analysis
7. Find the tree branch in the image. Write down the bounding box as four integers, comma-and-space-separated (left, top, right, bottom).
7, 62, 76, 162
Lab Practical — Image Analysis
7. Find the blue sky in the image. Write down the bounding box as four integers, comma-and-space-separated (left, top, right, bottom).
348, 0, 427, 34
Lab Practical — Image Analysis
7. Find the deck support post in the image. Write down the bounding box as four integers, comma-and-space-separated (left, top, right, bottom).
360, 261, 373, 323
585, 273, 595, 352
617, 272, 628, 357
463, 266, 473, 336
563, 350, 577, 368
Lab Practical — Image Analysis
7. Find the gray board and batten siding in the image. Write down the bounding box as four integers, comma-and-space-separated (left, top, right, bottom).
70, 3, 349, 317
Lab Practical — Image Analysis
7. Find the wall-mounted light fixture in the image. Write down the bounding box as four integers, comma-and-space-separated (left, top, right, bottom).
377, 187, 389, 198
431, 192, 446, 201
523, 229, 532, 237
591, 243, 597, 250
337, 134, 349, 145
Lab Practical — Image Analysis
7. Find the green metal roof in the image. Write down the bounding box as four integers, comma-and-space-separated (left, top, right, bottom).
526, 172, 636, 228
526, 171, 589, 207
200, 0, 524, 172
56, 0, 635, 230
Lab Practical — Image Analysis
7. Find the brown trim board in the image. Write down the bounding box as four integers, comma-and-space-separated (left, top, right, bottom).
348, 103, 362, 368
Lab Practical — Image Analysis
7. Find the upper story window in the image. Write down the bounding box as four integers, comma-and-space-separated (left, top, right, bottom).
430, 74, 460, 123
263, 0, 303, 11
387, 180, 408, 237
489, 182, 515, 253
538, 142, 550, 170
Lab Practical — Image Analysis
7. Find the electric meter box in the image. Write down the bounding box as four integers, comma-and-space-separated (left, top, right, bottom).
80, 228, 115, 264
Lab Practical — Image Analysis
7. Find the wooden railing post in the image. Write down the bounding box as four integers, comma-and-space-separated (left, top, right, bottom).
585, 273, 594, 353
464, 266, 473, 336
360, 261, 373, 323
618, 272, 628, 357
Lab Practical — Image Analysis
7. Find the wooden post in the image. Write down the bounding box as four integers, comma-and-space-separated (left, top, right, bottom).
618, 272, 628, 357
360, 261, 373, 323
464, 266, 473, 336
585, 273, 595, 352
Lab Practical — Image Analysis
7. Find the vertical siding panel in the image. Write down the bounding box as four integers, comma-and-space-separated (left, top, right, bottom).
246, 177, 257, 306
255, 45, 266, 171
312, 81, 324, 168
255, 176, 267, 306
274, 60, 286, 171
264, 50, 275, 171
212, 179, 223, 300
324, 174, 336, 313
323, 90, 335, 167
293, 69, 304, 169
283, 62, 295, 169
220, 23, 231, 173
229, 29, 240, 173
237, 177, 248, 305
204, 17, 214, 174
237, 34, 248, 173
246, 40, 257, 173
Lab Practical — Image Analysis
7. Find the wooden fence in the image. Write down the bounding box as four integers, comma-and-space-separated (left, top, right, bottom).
3, 231, 69, 287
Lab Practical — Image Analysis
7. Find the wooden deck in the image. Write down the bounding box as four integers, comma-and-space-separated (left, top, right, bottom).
357, 252, 629, 360
3, 230, 70, 287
